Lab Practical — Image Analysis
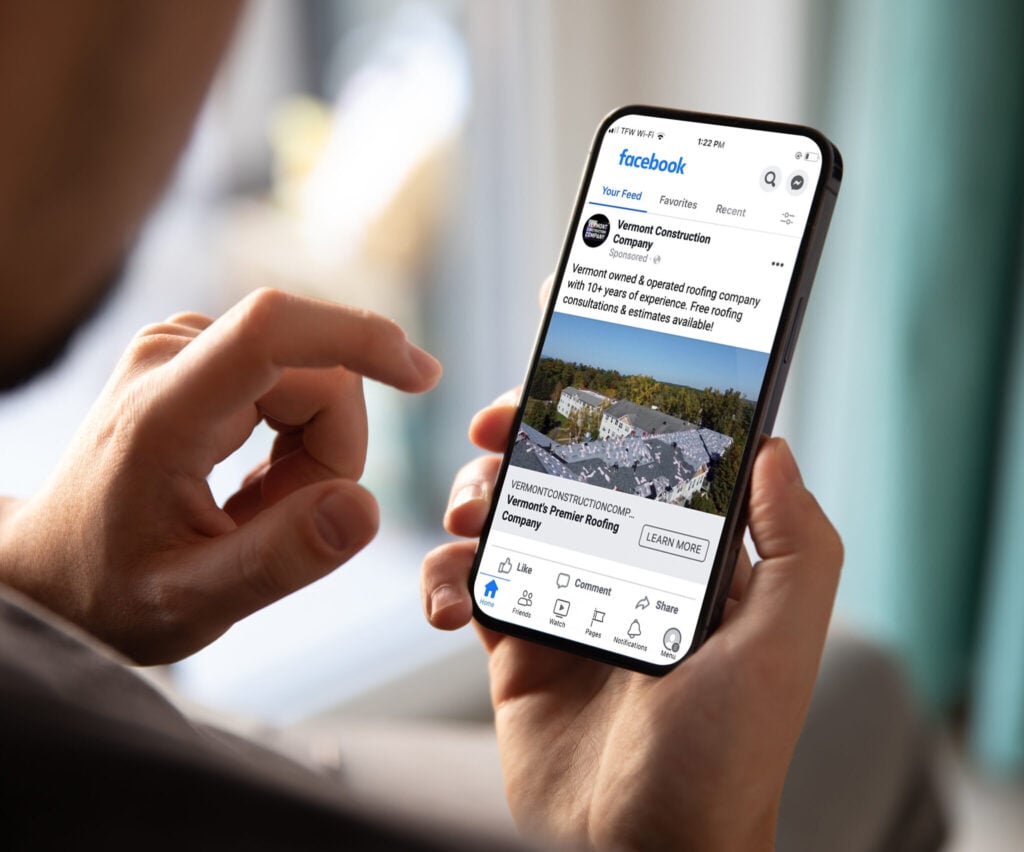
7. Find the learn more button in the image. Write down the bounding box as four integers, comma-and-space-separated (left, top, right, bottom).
639, 524, 710, 562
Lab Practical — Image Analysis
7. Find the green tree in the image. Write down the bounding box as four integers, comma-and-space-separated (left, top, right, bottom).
680, 389, 701, 424
523, 399, 558, 434
687, 491, 718, 514
566, 406, 603, 442
632, 375, 657, 406
709, 441, 743, 514
551, 381, 564, 405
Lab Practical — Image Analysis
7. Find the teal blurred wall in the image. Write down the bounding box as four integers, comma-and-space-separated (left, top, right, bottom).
789, 0, 1024, 769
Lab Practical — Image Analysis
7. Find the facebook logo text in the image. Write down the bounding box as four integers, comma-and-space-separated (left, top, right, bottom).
618, 148, 686, 174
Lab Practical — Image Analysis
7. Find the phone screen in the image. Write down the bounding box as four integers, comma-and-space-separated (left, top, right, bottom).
472, 109, 833, 671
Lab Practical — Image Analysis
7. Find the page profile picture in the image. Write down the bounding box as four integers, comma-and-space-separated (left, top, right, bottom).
581, 213, 611, 247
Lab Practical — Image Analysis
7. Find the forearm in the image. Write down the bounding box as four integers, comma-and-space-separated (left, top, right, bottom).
0, 496, 62, 612
0, 496, 33, 595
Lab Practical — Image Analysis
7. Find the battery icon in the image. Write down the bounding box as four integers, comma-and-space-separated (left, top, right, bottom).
804, 151, 821, 162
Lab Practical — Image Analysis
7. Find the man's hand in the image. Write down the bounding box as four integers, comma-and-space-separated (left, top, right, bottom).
0, 288, 441, 664
421, 394, 842, 851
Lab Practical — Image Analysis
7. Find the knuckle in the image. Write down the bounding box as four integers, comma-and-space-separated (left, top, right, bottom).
234, 288, 290, 340
422, 541, 473, 588
136, 322, 181, 338
239, 533, 296, 604
822, 525, 845, 572
363, 311, 405, 348
129, 577, 193, 656
165, 311, 212, 328
122, 331, 188, 371
801, 491, 844, 569
382, 315, 406, 346
454, 457, 483, 486
420, 545, 446, 587
246, 287, 290, 320
480, 454, 502, 479
452, 456, 498, 495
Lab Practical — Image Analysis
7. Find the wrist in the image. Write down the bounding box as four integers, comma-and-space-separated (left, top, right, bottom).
0, 495, 70, 616
593, 797, 779, 852
0, 496, 34, 596
678, 810, 777, 852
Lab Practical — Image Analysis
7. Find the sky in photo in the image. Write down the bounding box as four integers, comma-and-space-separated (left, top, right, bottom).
541, 311, 769, 399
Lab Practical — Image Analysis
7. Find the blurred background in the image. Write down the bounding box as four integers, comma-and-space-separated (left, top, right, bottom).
1, 1, 1022, 847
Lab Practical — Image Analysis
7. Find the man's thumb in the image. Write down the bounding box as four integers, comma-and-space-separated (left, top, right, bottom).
739, 438, 843, 639
202, 479, 379, 619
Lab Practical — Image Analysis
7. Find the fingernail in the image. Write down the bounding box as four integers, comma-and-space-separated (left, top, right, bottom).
429, 584, 462, 620
314, 491, 358, 552
450, 483, 483, 511
408, 344, 442, 382
775, 439, 803, 485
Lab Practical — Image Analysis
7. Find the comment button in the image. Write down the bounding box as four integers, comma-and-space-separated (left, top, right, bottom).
639, 524, 710, 562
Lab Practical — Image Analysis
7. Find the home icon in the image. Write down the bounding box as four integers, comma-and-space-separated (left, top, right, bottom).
484, 580, 499, 599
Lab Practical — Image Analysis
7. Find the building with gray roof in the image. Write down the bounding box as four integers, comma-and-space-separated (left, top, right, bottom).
598, 400, 697, 439
698, 428, 734, 458
556, 387, 611, 421
509, 417, 735, 511
516, 422, 555, 450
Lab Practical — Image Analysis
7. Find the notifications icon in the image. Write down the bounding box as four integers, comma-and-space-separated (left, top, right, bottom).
556, 572, 571, 589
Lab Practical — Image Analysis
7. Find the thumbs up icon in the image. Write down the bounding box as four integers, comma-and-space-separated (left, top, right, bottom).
498, 558, 512, 574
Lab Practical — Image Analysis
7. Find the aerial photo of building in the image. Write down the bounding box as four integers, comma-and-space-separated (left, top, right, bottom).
556, 387, 610, 419
511, 404, 734, 506
598, 399, 696, 439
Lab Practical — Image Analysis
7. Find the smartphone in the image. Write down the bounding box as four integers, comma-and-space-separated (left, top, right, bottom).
470, 106, 841, 675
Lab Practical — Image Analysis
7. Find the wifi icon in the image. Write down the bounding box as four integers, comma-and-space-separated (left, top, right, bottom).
657, 132, 665, 140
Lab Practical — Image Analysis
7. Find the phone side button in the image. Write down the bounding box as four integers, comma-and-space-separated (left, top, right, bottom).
782, 297, 806, 365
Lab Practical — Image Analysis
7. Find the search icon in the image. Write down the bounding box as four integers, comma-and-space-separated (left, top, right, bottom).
760, 166, 780, 191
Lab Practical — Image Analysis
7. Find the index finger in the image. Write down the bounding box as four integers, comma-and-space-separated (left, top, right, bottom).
469, 400, 519, 453
160, 289, 441, 426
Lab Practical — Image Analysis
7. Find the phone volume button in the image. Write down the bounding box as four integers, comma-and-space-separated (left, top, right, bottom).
782, 298, 806, 364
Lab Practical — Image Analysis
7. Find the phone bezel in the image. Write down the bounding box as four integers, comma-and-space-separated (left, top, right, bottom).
469, 105, 842, 676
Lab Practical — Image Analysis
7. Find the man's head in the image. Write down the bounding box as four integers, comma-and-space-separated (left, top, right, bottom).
0, 266, 122, 391
0, 1, 243, 389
